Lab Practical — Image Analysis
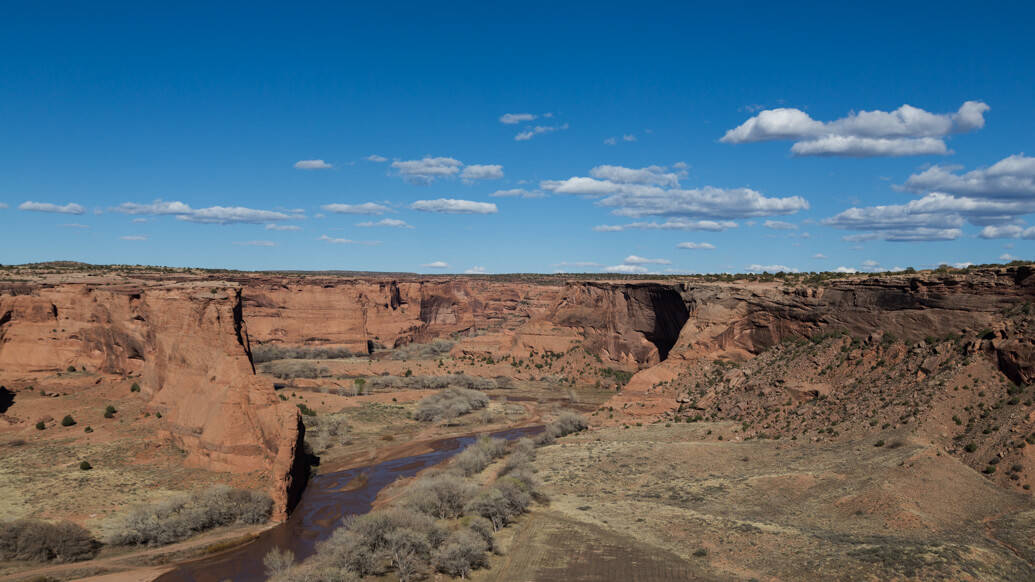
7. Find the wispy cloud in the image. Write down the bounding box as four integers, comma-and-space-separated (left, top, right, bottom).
318, 234, 381, 246
500, 113, 537, 124
604, 264, 648, 274
392, 157, 463, 184
464, 266, 487, 274
460, 164, 504, 182
422, 261, 449, 268
357, 218, 413, 229
623, 255, 670, 265
490, 188, 545, 199
294, 159, 333, 169
60, 223, 90, 229
266, 223, 302, 231
120, 235, 148, 241
19, 201, 85, 215
233, 240, 276, 247
676, 242, 715, 250
410, 199, 498, 214
113, 200, 299, 224
515, 123, 568, 141
746, 264, 800, 273
364, 154, 387, 162
321, 202, 390, 215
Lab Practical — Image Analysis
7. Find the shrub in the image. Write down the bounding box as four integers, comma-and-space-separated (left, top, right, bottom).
35, 421, 45, 430
406, 473, 477, 518
260, 361, 331, 380
0, 520, 98, 563
389, 339, 455, 361
66, 365, 77, 372
104, 485, 272, 546
321, 508, 444, 578
536, 412, 589, 445
79, 460, 92, 470
434, 527, 489, 578
252, 344, 356, 364
414, 388, 489, 423
452, 437, 507, 476
130, 382, 141, 392
264, 547, 295, 577
61, 415, 76, 427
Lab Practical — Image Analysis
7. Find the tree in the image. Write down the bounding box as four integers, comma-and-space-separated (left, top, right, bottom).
263, 547, 294, 577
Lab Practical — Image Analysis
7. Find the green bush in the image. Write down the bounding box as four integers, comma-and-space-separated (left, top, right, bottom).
130, 383, 141, 393
61, 415, 76, 427
35, 421, 46, 430
79, 460, 92, 471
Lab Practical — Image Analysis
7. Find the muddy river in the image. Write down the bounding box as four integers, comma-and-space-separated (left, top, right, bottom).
155, 425, 543, 582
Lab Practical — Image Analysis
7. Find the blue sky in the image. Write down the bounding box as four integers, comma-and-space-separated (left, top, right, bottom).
2, 1, 1033, 274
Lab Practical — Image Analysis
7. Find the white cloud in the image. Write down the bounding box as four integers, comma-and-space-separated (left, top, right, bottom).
515, 123, 568, 141
233, 240, 276, 247
120, 235, 148, 241
594, 218, 738, 232
542, 167, 807, 220
721, 101, 988, 157
676, 242, 716, 250
365, 154, 387, 162
603, 137, 617, 145
746, 264, 800, 273
623, 255, 670, 265
979, 224, 1035, 239
1001, 253, 1018, 261
177, 206, 295, 224
410, 199, 498, 214
318, 234, 381, 246
953, 262, 974, 269
490, 188, 545, 198
357, 218, 414, 229
464, 266, 487, 274
899, 154, 1035, 200
60, 223, 89, 229
500, 113, 537, 124
554, 261, 602, 269
112, 200, 297, 224
622, 134, 637, 142
589, 165, 681, 187
763, 220, 797, 230
266, 223, 302, 231
131, 217, 148, 223
19, 201, 86, 215
423, 261, 449, 269
460, 164, 504, 181
392, 157, 463, 184
604, 264, 648, 274
0, 202, 7, 209
834, 266, 858, 273
294, 159, 333, 169
813, 253, 828, 259
321, 202, 390, 215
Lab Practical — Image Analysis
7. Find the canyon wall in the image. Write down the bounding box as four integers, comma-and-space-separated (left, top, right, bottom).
0, 283, 305, 517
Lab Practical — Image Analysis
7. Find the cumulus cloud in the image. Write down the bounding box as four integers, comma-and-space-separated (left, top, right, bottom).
460, 164, 504, 181
834, 266, 859, 273
542, 165, 807, 222
318, 234, 381, 246
392, 157, 463, 184
746, 264, 800, 273
594, 218, 738, 232
763, 220, 797, 230
464, 266, 487, 274
979, 224, 1035, 239
19, 201, 86, 215
321, 202, 390, 215
515, 123, 568, 141
266, 223, 301, 231
676, 242, 716, 250
410, 198, 498, 214
233, 240, 276, 247
899, 154, 1035, 200
422, 261, 449, 269
365, 154, 387, 162
490, 188, 545, 198
721, 101, 988, 157
294, 159, 333, 169
112, 200, 297, 224
357, 218, 414, 229
623, 255, 670, 265
120, 235, 148, 241
500, 113, 537, 124
604, 264, 648, 274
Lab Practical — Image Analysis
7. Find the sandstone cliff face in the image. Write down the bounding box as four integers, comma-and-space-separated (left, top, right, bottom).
0, 283, 304, 517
